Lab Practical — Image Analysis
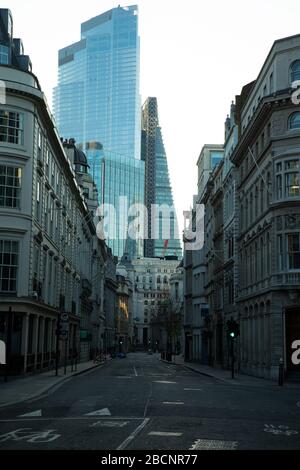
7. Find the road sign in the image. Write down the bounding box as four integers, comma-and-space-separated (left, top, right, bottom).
61, 313, 69, 322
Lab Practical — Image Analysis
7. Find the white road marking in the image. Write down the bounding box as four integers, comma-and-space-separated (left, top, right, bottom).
0, 417, 141, 423
264, 424, 298, 436
184, 388, 203, 391
154, 381, 177, 384
115, 376, 133, 379
117, 418, 150, 450
0, 428, 60, 443
85, 408, 111, 416
149, 432, 182, 437
163, 401, 184, 405
190, 439, 238, 450
18, 410, 42, 418
133, 366, 138, 377
90, 420, 129, 428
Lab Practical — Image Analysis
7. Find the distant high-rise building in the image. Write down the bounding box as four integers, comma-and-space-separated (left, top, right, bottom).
0, 8, 32, 71
141, 97, 182, 259
87, 142, 144, 259
53, 5, 143, 258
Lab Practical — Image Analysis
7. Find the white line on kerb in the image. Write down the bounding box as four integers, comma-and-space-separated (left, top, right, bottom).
133, 366, 138, 377
117, 418, 150, 450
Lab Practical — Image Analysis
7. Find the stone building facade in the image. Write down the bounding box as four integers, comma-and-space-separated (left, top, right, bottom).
231, 35, 300, 380
0, 61, 106, 374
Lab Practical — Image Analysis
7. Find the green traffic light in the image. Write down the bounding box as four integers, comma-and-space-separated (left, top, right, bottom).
230, 332, 235, 338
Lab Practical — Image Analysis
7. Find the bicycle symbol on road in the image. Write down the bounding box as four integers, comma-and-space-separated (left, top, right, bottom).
264, 424, 298, 436
0, 428, 61, 443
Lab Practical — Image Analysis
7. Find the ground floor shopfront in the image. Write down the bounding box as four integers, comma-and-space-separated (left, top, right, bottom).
0, 299, 79, 375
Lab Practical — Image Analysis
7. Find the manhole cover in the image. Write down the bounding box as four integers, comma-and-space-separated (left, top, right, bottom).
190, 439, 238, 450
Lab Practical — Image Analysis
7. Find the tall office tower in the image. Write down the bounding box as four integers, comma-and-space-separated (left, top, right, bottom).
0, 9, 32, 71
141, 97, 182, 259
53, 5, 143, 258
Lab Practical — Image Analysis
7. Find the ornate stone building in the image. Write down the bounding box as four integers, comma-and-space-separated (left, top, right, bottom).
231, 35, 300, 380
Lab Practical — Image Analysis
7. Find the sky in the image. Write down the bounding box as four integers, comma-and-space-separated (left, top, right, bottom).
5, 0, 300, 234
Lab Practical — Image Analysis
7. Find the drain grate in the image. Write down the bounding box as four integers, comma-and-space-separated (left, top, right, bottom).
190, 439, 238, 450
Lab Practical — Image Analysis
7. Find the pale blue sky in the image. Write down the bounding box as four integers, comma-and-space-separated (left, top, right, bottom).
5, 0, 300, 232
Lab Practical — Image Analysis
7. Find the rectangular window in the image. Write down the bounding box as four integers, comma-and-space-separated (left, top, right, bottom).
0, 166, 21, 208
277, 235, 283, 270
0, 45, 9, 64
270, 73, 274, 93
38, 128, 42, 153
276, 175, 282, 199
0, 240, 19, 293
287, 233, 300, 269
285, 160, 299, 170
0, 110, 24, 145
285, 173, 300, 197
36, 179, 41, 221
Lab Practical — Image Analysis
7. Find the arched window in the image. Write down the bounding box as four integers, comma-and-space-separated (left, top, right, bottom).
289, 112, 300, 130
291, 60, 300, 83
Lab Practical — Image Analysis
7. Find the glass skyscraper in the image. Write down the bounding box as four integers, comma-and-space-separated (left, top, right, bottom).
142, 97, 182, 259
86, 142, 144, 258
53, 5, 143, 258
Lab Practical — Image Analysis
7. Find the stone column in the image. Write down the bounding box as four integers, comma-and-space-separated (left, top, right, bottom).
33, 316, 40, 370
21, 313, 29, 374
39, 316, 45, 368
270, 301, 284, 380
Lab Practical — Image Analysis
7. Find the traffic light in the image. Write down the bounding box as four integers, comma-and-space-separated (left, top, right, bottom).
227, 319, 240, 339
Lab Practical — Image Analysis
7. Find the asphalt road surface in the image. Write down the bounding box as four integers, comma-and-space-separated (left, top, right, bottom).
0, 353, 299, 450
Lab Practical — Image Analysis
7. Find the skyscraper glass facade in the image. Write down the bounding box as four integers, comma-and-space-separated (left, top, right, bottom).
141, 97, 182, 259
53, 5, 143, 258
87, 145, 144, 258
54, 5, 141, 159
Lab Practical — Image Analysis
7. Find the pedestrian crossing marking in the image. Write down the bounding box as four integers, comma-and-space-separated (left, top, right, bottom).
18, 410, 42, 418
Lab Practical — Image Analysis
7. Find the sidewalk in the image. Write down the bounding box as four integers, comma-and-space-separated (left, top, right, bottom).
0, 357, 111, 408
158, 354, 300, 389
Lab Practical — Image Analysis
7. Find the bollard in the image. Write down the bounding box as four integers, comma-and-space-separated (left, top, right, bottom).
278, 357, 284, 386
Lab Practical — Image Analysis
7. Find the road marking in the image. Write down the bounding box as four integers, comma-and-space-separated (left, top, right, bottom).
117, 418, 150, 451
163, 401, 184, 405
133, 366, 138, 377
0, 428, 60, 443
85, 408, 111, 416
0, 417, 141, 423
115, 376, 133, 379
190, 439, 238, 450
90, 420, 129, 428
184, 388, 203, 391
154, 381, 177, 384
18, 410, 42, 418
149, 432, 182, 437
264, 424, 298, 436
